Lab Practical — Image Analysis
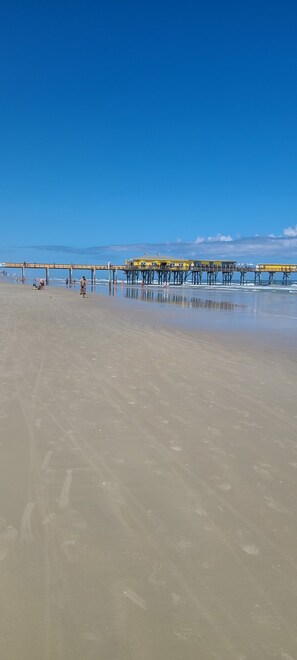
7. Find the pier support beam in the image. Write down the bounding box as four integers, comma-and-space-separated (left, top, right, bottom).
68, 267, 72, 285
207, 271, 217, 285
126, 269, 137, 284
45, 267, 49, 285
222, 271, 233, 284
91, 267, 96, 286
141, 270, 154, 285
282, 272, 290, 285
192, 271, 202, 285
158, 270, 169, 285
254, 272, 261, 285
144, 270, 153, 284
268, 272, 275, 285
172, 270, 185, 285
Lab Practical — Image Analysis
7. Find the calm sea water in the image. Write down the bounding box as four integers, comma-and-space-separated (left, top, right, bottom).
104, 282, 297, 334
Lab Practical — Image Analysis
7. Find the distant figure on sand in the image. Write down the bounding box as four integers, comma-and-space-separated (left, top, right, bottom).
80, 276, 86, 297
33, 278, 44, 290
66, 277, 69, 286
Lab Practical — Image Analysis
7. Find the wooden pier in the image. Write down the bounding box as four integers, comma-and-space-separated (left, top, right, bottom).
1, 259, 297, 286
0, 262, 123, 286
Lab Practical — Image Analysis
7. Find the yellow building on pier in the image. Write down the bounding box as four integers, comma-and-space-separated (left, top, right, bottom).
256, 264, 297, 272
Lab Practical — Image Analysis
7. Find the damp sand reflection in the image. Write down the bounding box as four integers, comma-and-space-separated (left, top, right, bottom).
123, 287, 246, 312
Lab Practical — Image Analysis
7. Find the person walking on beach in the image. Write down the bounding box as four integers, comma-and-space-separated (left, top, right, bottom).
80, 276, 86, 297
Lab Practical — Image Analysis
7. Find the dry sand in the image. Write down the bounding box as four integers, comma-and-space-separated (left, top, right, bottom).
0, 282, 297, 660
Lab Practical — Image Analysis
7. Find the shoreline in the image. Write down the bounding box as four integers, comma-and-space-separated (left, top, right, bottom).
2, 277, 297, 335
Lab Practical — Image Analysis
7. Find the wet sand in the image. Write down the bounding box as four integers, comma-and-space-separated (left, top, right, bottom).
0, 282, 297, 660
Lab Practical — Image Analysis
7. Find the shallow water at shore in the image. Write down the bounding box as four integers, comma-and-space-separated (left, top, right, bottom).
2, 275, 297, 336
99, 281, 297, 336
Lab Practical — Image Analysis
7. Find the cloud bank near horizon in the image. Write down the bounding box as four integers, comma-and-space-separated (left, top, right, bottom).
28, 225, 297, 262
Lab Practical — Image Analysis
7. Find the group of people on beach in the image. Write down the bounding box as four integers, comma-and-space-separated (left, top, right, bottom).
30, 275, 87, 296
33, 278, 45, 290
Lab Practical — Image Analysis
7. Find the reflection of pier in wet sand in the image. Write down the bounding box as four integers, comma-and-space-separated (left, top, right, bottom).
124, 287, 246, 311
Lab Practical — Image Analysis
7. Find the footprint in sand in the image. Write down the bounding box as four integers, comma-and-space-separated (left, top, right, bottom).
20, 502, 35, 544
42, 512, 57, 526
149, 562, 166, 588
207, 426, 222, 437
171, 592, 182, 606
216, 482, 232, 491
69, 509, 87, 532
41, 450, 53, 472
241, 544, 259, 556
195, 506, 207, 517
264, 497, 290, 515
59, 470, 73, 509
61, 539, 79, 563
253, 465, 273, 481
123, 589, 147, 609
0, 524, 18, 560
176, 538, 193, 554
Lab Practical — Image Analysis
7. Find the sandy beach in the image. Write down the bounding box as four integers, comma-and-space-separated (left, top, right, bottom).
0, 282, 297, 660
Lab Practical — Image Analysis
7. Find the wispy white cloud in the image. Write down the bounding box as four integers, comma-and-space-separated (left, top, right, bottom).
28, 228, 297, 264
195, 233, 233, 244
209, 233, 233, 242
283, 224, 297, 237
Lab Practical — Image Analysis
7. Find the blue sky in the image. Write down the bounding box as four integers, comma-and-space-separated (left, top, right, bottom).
1, 0, 297, 264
